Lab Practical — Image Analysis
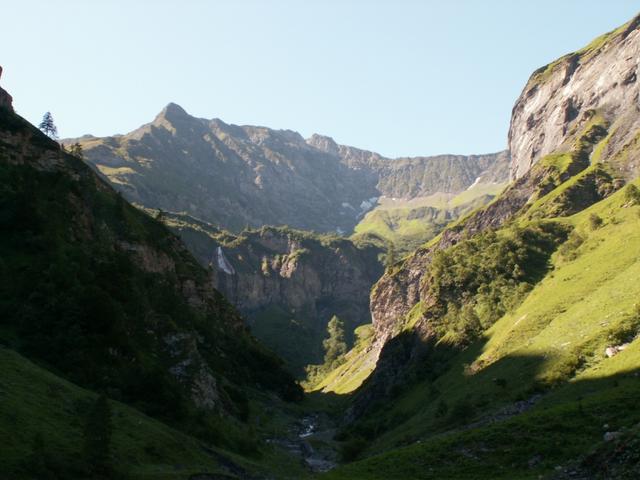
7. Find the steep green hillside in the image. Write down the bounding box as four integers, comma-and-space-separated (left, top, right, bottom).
321, 174, 640, 480
353, 182, 506, 254
0, 347, 299, 480
0, 105, 303, 478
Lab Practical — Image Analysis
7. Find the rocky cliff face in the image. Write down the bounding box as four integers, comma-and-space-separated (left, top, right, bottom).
161, 212, 384, 373
350, 14, 640, 419
509, 14, 640, 180
67, 109, 508, 235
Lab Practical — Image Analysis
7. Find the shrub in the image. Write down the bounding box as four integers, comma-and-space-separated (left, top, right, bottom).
435, 399, 448, 417
424, 223, 567, 344
589, 213, 603, 230
558, 230, 585, 261
624, 184, 640, 205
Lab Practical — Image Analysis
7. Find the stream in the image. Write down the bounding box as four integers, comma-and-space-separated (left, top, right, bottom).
267, 413, 338, 474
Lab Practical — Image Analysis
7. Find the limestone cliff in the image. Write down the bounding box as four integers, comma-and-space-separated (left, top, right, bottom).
509, 14, 640, 180
160, 212, 384, 374
348, 13, 640, 418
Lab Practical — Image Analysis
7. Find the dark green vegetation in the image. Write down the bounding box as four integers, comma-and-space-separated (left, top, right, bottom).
154, 212, 384, 376
0, 107, 305, 479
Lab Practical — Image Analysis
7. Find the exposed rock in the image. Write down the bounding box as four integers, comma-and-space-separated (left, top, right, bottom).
64, 108, 508, 234
509, 14, 640, 180
165, 215, 384, 373
605, 343, 629, 357
0, 66, 13, 111
604, 431, 622, 442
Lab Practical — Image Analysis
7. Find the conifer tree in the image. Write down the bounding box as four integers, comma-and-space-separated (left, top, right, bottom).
38, 112, 58, 139
323, 315, 347, 369
385, 241, 396, 268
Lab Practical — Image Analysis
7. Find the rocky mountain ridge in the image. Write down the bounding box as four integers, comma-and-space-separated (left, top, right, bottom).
66, 108, 509, 235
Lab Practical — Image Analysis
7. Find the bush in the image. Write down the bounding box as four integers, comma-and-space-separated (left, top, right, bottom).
624, 184, 640, 205
424, 223, 567, 344
558, 230, 585, 261
589, 213, 603, 230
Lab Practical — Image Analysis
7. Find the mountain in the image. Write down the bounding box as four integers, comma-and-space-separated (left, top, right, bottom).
153, 211, 384, 375
65, 110, 508, 242
0, 90, 305, 478
509, 15, 640, 180
315, 13, 640, 479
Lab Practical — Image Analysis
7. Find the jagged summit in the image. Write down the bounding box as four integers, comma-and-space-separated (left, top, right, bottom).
306, 133, 340, 155
153, 101, 193, 126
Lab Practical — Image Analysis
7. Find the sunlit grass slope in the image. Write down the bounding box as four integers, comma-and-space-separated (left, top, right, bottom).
320, 180, 640, 479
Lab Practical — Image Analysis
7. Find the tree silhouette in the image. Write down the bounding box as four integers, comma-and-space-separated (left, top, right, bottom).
38, 112, 58, 139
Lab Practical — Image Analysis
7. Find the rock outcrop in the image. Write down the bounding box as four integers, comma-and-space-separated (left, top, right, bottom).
0, 66, 14, 111
509, 14, 640, 180
163, 213, 384, 373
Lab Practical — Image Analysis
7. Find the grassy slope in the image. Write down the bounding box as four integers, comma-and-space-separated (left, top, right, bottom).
0, 346, 317, 480
310, 324, 377, 394
353, 183, 506, 254
0, 347, 246, 479
320, 180, 640, 479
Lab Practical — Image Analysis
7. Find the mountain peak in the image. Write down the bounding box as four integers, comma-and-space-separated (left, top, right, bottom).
155, 102, 191, 124
307, 133, 339, 155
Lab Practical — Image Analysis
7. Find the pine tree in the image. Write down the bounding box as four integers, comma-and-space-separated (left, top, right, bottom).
38, 112, 58, 139
385, 241, 396, 268
322, 315, 347, 369
82, 394, 112, 478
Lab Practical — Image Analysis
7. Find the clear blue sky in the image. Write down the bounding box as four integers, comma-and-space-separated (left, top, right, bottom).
2, 1, 638, 157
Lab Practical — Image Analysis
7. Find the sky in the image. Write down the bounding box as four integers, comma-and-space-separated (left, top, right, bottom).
2, 1, 639, 158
